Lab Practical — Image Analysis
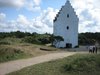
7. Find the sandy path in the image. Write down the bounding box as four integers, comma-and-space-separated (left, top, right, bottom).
0, 52, 76, 75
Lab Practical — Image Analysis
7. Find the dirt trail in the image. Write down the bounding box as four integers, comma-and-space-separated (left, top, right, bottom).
0, 52, 76, 75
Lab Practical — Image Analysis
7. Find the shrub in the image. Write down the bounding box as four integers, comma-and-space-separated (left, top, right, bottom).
23, 36, 41, 44
0, 41, 11, 45
0, 47, 25, 62
74, 45, 79, 48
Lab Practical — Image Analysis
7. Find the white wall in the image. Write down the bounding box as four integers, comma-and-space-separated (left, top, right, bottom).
53, 1, 79, 48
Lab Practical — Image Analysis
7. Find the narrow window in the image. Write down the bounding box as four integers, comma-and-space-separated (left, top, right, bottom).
67, 14, 69, 18
67, 26, 69, 30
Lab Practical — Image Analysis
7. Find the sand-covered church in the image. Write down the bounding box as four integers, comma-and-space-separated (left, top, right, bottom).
53, 0, 79, 48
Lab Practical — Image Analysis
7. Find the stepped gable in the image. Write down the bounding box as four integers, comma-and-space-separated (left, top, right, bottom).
53, 0, 78, 22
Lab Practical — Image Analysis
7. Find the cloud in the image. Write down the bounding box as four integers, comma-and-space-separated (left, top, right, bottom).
41, 7, 58, 27
1, 0, 100, 33
0, 7, 58, 33
17, 15, 30, 25
33, 0, 41, 6
0, 13, 33, 32
0, 0, 25, 8
0, 0, 41, 11
32, 7, 58, 33
0, 13, 6, 21
26, 3, 41, 12
70, 0, 100, 33
0, 13, 7, 30
26, 0, 41, 12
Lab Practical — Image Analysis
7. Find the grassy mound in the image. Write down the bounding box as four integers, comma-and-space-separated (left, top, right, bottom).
0, 40, 11, 45
0, 46, 30, 62
0, 37, 58, 63
0, 37, 22, 45
63, 54, 100, 75
7, 54, 100, 75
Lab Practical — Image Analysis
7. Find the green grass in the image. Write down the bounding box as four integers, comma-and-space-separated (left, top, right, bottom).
0, 46, 31, 63
0, 37, 31, 62
0, 37, 22, 45
0, 37, 59, 63
7, 54, 100, 75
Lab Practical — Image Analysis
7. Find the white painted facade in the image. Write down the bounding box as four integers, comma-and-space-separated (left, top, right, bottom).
53, 0, 79, 48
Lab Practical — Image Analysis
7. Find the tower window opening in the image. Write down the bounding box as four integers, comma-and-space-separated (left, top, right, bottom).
67, 26, 69, 30
67, 14, 69, 18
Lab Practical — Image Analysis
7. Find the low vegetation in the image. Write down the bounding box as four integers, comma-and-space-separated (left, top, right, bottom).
0, 46, 30, 62
0, 37, 58, 63
79, 32, 100, 45
0, 31, 100, 62
7, 54, 100, 75
0, 31, 100, 45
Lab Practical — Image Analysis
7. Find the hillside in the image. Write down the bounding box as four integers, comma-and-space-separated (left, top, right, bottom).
0, 37, 58, 63
0, 31, 100, 62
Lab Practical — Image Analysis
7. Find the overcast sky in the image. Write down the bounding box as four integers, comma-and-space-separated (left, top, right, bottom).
0, 0, 100, 33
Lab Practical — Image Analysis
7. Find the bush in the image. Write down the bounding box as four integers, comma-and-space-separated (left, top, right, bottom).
0, 41, 11, 45
74, 45, 79, 48
22, 36, 41, 44
0, 47, 25, 62
38, 38, 50, 44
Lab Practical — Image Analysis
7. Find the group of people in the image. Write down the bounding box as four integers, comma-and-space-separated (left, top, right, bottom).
88, 46, 98, 53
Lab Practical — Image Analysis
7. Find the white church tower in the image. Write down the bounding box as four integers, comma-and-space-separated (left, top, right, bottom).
53, 0, 79, 48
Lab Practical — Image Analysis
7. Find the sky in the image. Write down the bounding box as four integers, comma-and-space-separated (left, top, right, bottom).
0, 0, 100, 33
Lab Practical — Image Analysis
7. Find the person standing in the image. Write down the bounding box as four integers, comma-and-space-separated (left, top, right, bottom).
93, 46, 95, 53
89, 46, 93, 53
95, 46, 98, 54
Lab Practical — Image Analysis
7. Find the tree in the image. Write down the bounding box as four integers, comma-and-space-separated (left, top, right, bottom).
49, 34, 55, 46
53, 36, 64, 48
